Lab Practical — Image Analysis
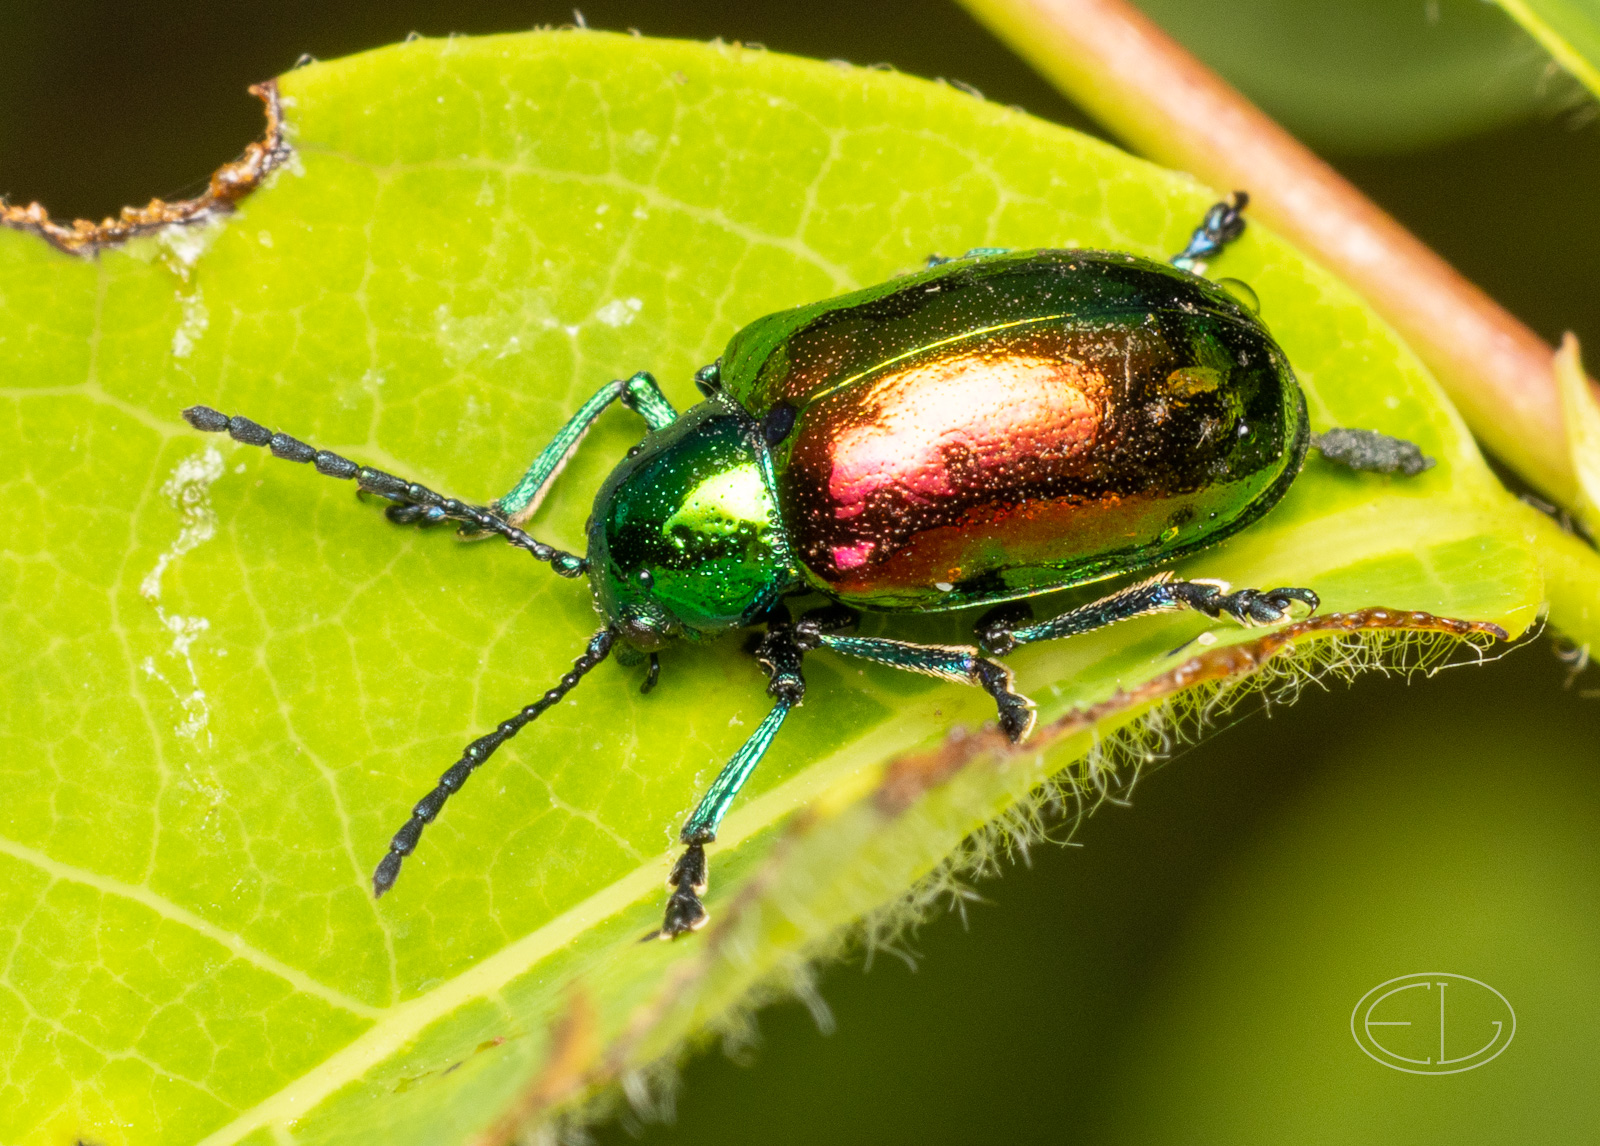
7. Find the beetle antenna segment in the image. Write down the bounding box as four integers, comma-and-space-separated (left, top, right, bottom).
371, 627, 616, 897
1171, 191, 1249, 272
180, 406, 589, 577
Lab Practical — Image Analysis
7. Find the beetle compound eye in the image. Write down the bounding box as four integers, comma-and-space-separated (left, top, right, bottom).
762, 402, 798, 446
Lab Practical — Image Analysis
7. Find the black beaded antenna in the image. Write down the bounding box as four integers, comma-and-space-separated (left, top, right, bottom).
372, 628, 615, 895
182, 405, 616, 894
180, 406, 589, 577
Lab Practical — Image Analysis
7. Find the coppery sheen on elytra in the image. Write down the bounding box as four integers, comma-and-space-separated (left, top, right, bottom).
721, 251, 1306, 610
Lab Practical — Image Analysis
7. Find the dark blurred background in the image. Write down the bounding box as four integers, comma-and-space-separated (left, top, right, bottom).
5, 2, 1597, 1142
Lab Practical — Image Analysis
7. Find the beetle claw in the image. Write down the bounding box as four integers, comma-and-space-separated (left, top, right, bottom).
1219, 586, 1320, 626
1263, 586, 1320, 619
654, 887, 710, 940
997, 695, 1037, 743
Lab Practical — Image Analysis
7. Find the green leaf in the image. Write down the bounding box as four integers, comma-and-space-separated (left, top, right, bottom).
1495, 0, 1600, 100
1135, 0, 1580, 153
1555, 336, 1600, 541
0, 30, 1545, 1146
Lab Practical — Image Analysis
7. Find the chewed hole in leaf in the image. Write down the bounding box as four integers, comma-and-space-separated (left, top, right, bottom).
0, 81, 292, 257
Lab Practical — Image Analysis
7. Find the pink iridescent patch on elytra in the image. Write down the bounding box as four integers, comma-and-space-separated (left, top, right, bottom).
831, 540, 875, 570
824, 352, 1102, 519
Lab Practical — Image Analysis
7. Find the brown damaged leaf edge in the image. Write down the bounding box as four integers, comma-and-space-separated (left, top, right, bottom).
0, 80, 291, 256
476, 607, 1507, 1144
469, 816, 825, 1146
879, 607, 1509, 814
470, 993, 599, 1146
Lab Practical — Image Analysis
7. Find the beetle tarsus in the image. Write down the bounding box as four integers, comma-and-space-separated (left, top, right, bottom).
1172, 190, 1249, 272
384, 500, 451, 526
973, 659, 1036, 742
1172, 581, 1319, 627
646, 842, 710, 940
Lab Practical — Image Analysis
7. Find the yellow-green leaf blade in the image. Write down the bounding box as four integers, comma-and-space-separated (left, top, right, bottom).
0, 30, 1545, 1146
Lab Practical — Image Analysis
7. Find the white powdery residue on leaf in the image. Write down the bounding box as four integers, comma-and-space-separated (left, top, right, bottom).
140, 447, 225, 745
154, 217, 225, 274
171, 287, 209, 359
140, 448, 224, 602
595, 298, 643, 328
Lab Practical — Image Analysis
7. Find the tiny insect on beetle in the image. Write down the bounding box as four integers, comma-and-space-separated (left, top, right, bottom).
184, 193, 1433, 939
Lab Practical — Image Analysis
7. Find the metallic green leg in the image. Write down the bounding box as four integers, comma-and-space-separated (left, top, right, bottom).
681, 700, 793, 845
652, 700, 795, 940
496, 371, 677, 525
653, 618, 807, 940
817, 633, 1036, 742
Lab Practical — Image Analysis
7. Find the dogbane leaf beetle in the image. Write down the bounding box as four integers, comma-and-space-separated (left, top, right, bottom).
182, 193, 1432, 939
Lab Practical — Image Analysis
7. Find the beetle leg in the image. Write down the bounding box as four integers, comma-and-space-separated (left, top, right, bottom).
636, 652, 662, 695
649, 620, 809, 940
1169, 581, 1321, 626
976, 572, 1320, 656
814, 632, 1037, 743
491, 370, 678, 529
1171, 191, 1249, 273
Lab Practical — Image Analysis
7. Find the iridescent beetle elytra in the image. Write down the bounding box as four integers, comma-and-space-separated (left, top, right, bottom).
184, 193, 1432, 939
